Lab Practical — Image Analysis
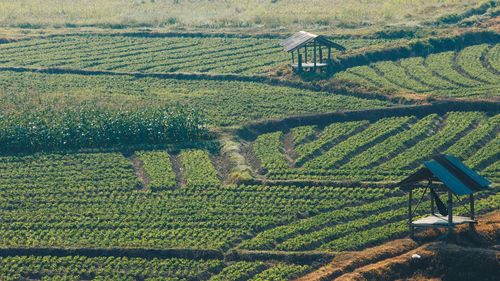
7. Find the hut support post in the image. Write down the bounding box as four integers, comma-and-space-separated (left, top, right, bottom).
469, 194, 475, 230
292, 51, 294, 64
313, 40, 317, 71
319, 47, 323, 63
298, 53, 303, 73
448, 190, 453, 236
409, 187, 413, 237
430, 191, 435, 215
304, 46, 307, 63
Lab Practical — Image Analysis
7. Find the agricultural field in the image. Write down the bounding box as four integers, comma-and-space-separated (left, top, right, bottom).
334, 43, 500, 98
256, 111, 500, 182
0, 1, 499, 279
0, 70, 393, 126
0, 35, 405, 75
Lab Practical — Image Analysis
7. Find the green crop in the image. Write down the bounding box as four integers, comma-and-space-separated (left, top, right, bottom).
0, 105, 208, 153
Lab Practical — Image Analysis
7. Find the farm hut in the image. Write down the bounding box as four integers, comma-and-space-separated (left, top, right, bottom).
396, 154, 491, 237
280, 31, 345, 72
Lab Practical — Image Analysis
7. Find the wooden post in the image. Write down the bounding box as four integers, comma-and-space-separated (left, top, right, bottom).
448, 190, 453, 236
328, 47, 331, 60
304, 46, 307, 63
313, 40, 317, 71
409, 187, 413, 237
469, 194, 474, 230
319, 47, 323, 64
430, 190, 435, 215
298, 53, 302, 73
292, 51, 294, 64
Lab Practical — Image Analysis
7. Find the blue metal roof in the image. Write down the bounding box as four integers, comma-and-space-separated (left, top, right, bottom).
424, 161, 473, 196
397, 154, 491, 196
444, 155, 491, 188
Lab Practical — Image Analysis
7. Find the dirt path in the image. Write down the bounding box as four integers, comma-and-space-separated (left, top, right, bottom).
127, 154, 151, 191
170, 153, 187, 188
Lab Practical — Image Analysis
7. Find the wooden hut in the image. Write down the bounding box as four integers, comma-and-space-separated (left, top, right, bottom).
280, 31, 345, 72
396, 155, 491, 237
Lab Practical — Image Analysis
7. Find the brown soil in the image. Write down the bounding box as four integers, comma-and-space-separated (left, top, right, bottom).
170, 153, 187, 188
240, 140, 264, 176
211, 151, 233, 185
282, 131, 298, 167
127, 154, 151, 191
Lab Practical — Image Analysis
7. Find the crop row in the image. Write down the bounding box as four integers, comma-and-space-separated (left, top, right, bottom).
342, 114, 437, 169
254, 132, 289, 170
291, 125, 316, 146
0, 255, 224, 281
0, 35, 286, 74
1, 151, 405, 250
294, 121, 368, 166
0, 70, 393, 127
303, 117, 411, 169
0, 105, 208, 153
137, 150, 177, 190
267, 168, 406, 181
0, 255, 311, 281
240, 194, 405, 250
457, 44, 500, 84
445, 113, 500, 159
260, 111, 498, 182
334, 44, 500, 98
181, 149, 221, 187
378, 111, 485, 170
245, 186, 500, 252
0, 35, 405, 75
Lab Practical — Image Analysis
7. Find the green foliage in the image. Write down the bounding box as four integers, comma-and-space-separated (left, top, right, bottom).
209, 261, 267, 281
379, 112, 485, 170
261, 111, 498, 183
240, 194, 404, 250
0, 70, 394, 127
465, 135, 500, 169
181, 149, 221, 187
342, 114, 436, 169
304, 117, 411, 169
0, 255, 224, 280
291, 126, 316, 146
334, 43, 500, 98
445, 113, 500, 159
137, 150, 177, 190
372, 61, 432, 92
295, 121, 368, 166
0, 105, 208, 153
457, 44, 500, 84
248, 263, 310, 281
254, 132, 288, 170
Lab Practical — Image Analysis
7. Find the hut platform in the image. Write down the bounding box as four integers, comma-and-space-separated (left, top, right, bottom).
412, 214, 477, 228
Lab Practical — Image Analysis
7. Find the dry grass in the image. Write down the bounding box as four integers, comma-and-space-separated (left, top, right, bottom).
0, 0, 485, 30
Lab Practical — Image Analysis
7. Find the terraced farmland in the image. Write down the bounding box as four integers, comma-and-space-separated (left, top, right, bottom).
0, 35, 403, 75
0, 28, 499, 280
255, 111, 500, 182
334, 43, 500, 98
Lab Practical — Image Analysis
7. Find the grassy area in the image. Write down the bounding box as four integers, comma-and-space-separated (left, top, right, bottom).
0, 0, 486, 30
